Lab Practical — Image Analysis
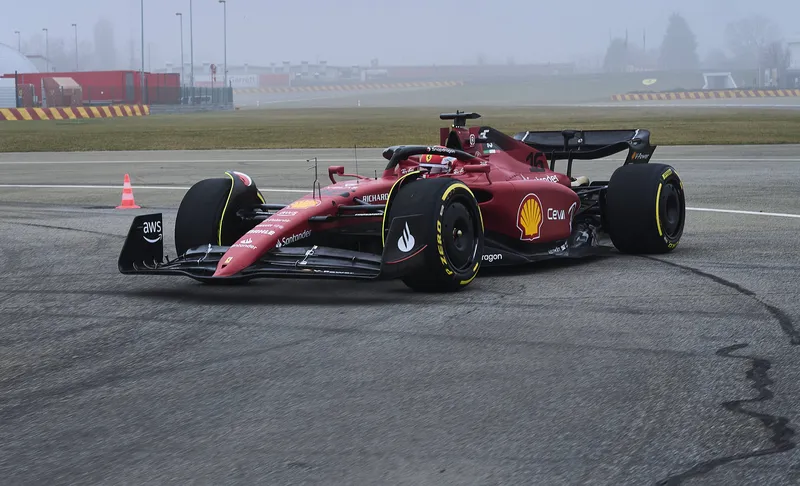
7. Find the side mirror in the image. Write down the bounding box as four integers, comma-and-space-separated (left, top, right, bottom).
328, 165, 345, 183
462, 163, 491, 183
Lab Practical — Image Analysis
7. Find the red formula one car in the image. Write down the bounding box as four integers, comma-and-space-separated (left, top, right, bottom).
119, 111, 686, 292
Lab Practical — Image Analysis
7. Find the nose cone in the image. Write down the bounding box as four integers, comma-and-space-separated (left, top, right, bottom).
210, 207, 319, 278
213, 236, 268, 277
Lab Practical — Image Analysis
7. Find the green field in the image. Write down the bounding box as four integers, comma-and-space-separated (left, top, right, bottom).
1, 106, 798, 152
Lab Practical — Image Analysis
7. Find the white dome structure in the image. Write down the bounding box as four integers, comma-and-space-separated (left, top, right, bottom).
0, 42, 39, 75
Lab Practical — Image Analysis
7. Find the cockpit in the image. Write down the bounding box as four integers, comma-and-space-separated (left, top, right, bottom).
416, 153, 457, 174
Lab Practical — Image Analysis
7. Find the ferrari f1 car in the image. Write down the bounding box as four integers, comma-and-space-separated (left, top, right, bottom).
119, 111, 686, 292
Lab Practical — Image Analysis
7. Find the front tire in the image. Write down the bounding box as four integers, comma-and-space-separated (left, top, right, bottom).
386, 178, 484, 292
174, 176, 259, 256
605, 163, 686, 254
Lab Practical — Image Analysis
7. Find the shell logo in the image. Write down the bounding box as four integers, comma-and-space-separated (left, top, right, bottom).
517, 193, 543, 241
288, 199, 321, 209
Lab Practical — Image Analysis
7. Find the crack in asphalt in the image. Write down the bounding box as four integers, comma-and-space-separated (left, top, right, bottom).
644, 257, 798, 484
644, 257, 800, 345
0, 336, 324, 423
655, 343, 796, 485
0, 310, 706, 361
3, 221, 125, 239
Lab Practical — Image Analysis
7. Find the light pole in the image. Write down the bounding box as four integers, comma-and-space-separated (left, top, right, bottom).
71, 23, 78, 70
219, 0, 227, 92
14, 30, 20, 52
176, 13, 184, 86
42, 28, 49, 71
140, 0, 144, 78
189, 0, 194, 88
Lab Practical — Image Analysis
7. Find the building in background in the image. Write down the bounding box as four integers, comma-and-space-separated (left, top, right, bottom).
0, 78, 15, 108
25, 55, 51, 73
0, 43, 40, 107
788, 37, 800, 88
0, 42, 39, 74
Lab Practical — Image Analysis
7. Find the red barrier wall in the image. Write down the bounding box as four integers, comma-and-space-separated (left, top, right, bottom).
1, 70, 180, 104
258, 73, 291, 87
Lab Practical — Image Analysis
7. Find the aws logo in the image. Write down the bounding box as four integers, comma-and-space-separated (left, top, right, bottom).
517, 193, 543, 241
141, 220, 162, 244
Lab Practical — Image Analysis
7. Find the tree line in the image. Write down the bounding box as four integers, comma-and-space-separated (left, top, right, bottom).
603, 13, 792, 76
15, 18, 141, 73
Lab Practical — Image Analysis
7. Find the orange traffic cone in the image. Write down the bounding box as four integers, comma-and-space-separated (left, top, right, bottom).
116, 174, 141, 209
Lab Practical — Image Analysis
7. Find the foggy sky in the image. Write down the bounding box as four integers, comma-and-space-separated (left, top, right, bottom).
2, 0, 799, 68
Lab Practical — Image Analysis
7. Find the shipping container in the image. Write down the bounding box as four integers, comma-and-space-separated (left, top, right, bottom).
0, 70, 181, 105
18, 83, 35, 107
144, 72, 181, 104
42, 77, 83, 107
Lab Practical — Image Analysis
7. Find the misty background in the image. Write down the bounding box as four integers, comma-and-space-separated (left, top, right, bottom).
2, 0, 799, 72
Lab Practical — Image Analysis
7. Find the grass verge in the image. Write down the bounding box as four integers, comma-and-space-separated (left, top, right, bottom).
1, 106, 798, 152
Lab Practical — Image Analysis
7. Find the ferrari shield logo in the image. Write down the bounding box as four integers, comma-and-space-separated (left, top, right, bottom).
288, 199, 321, 209
517, 193, 543, 241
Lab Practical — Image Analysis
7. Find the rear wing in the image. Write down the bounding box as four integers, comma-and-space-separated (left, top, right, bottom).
513, 129, 656, 173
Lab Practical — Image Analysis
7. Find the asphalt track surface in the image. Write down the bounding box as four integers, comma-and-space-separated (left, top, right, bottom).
1, 146, 800, 485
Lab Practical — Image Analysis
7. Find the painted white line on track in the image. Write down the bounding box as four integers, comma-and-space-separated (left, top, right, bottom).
529, 103, 800, 109
1, 184, 800, 219
685, 207, 800, 219
1, 157, 800, 165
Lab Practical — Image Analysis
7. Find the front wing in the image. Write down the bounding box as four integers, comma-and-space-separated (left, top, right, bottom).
121, 243, 385, 281
118, 213, 429, 282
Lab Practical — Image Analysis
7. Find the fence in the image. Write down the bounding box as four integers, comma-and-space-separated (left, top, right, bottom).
144, 85, 234, 106
13, 82, 232, 109
69, 85, 232, 107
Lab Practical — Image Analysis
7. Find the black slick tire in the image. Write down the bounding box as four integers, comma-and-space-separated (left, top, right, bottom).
386, 178, 484, 292
605, 163, 686, 254
175, 177, 240, 256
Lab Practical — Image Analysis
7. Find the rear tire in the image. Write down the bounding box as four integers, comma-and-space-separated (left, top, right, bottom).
386, 178, 484, 292
605, 163, 686, 254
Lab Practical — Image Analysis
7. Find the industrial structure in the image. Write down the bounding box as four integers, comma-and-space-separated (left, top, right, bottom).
788, 37, 800, 88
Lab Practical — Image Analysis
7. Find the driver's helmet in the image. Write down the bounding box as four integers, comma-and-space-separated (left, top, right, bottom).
418, 153, 456, 174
